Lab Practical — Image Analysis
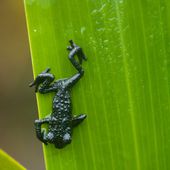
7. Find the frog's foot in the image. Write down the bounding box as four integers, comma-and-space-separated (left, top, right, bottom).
67, 40, 87, 72
72, 114, 87, 127
29, 68, 54, 92
34, 120, 48, 145
67, 40, 87, 61
29, 68, 51, 86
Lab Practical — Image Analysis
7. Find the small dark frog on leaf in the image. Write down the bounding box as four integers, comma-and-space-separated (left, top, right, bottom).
29, 40, 87, 149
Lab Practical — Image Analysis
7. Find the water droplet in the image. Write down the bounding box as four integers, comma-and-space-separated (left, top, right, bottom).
81, 27, 86, 34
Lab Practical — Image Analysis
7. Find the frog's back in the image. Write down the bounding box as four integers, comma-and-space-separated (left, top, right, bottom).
49, 89, 72, 139
52, 89, 71, 117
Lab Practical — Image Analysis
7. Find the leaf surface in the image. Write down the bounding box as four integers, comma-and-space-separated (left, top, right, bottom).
24, 0, 170, 169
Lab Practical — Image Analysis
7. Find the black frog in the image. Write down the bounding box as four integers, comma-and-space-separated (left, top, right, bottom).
29, 40, 87, 149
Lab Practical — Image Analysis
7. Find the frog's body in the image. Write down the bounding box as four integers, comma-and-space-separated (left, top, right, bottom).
30, 40, 87, 149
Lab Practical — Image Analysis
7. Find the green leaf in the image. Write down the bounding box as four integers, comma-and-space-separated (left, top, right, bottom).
24, 0, 170, 170
0, 149, 26, 170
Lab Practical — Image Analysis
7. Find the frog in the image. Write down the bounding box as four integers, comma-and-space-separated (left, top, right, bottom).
29, 40, 87, 149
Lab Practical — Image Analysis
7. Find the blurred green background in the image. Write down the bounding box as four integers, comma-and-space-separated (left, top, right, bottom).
0, 1, 44, 169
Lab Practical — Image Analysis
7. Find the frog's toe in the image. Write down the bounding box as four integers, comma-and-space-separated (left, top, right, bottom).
29, 80, 36, 87
72, 114, 87, 127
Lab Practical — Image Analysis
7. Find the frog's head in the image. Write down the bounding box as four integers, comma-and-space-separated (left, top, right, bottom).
55, 133, 72, 149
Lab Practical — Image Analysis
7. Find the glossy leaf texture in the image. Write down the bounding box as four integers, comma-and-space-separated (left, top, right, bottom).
24, 0, 170, 170
0, 150, 26, 170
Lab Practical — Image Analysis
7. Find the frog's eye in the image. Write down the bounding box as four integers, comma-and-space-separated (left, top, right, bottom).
63, 133, 71, 144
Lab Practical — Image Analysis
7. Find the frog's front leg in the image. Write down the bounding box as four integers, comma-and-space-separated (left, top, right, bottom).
34, 116, 51, 145
64, 40, 87, 89
29, 68, 56, 93
67, 40, 87, 72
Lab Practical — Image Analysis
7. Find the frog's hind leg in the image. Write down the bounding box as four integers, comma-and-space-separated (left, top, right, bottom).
34, 116, 50, 145
72, 114, 87, 127
34, 122, 48, 145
